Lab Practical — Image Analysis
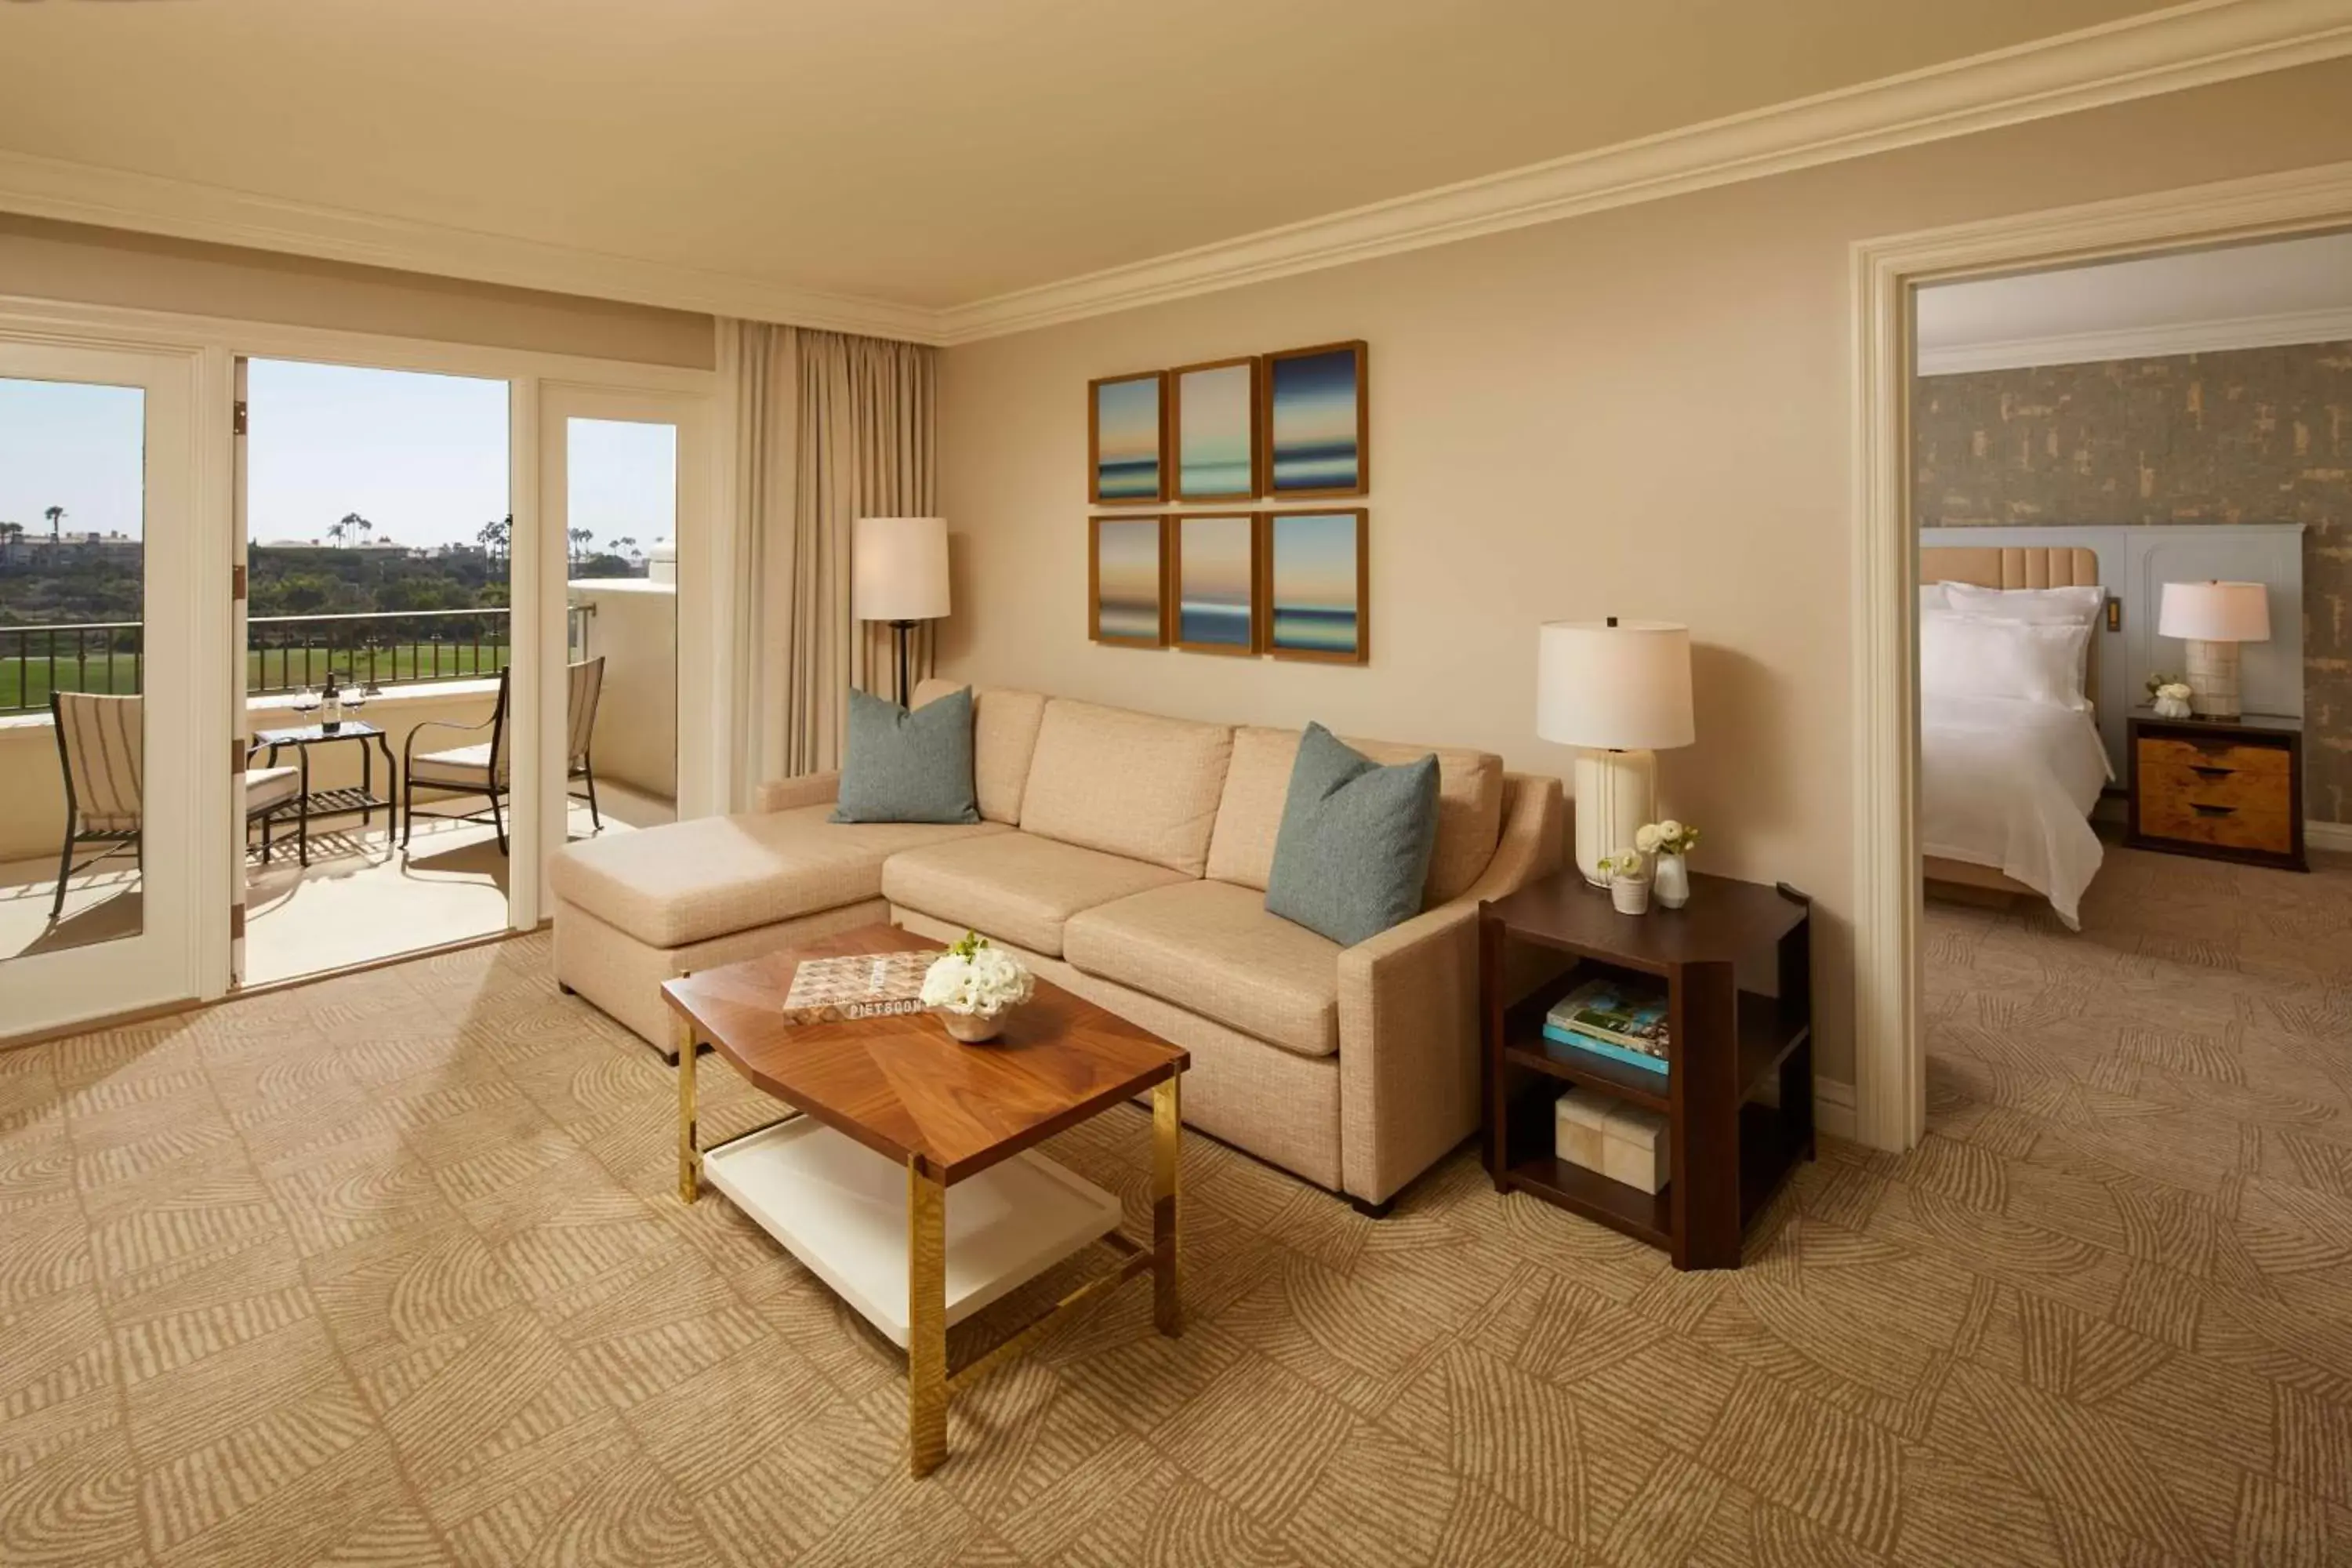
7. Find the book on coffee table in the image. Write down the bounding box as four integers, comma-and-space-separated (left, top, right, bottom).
778, 949, 938, 1024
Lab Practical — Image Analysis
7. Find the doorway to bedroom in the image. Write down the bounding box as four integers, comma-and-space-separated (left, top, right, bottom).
1893, 223, 2350, 1202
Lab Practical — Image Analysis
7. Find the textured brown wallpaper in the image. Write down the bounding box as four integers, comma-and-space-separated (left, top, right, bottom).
1914, 340, 2352, 824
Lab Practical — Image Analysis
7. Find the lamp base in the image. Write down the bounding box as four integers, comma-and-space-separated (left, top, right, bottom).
1572, 748, 1656, 887
2184, 638, 2241, 720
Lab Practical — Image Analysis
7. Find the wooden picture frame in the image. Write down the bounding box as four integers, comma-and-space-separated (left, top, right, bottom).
1261, 340, 1368, 500
1170, 513, 1263, 656
1261, 508, 1369, 664
1171, 356, 1262, 503
1087, 370, 1169, 506
1088, 515, 1169, 647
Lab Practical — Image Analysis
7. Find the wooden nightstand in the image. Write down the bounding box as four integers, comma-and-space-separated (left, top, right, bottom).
2125, 708, 2307, 872
1479, 870, 1813, 1271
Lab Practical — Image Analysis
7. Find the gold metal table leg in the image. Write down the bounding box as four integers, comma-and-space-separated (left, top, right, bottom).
907, 1159, 949, 1476
1152, 1073, 1182, 1338
676, 1018, 699, 1204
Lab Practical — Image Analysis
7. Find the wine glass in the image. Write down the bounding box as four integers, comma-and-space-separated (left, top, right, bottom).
292, 686, 321, 726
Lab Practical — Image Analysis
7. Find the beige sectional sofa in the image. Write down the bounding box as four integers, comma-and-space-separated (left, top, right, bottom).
550, 681, 1563, 1208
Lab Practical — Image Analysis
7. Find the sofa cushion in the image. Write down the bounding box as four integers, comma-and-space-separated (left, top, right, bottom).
833, 685, 979, 824
550, 804, 1004, 949
1065, 880, 1341, 1058
1265, 724, 1441, 948
1206, 724, 1504, 904
913, 679, 1047, 826
882, 831, 1189, 957
1018, 699, 1233, 876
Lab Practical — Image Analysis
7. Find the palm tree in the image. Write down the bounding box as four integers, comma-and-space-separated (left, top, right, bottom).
336, 511, 369, 549
476, 515, 511, 561
44, 504, 65, 544
0, 521, 20, 566
567, 527, 593, 565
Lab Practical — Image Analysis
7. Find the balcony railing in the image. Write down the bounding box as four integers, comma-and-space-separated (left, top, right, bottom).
1, 607, 592, 715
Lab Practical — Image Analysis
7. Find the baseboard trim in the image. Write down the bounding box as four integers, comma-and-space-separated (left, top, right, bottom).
2307, 818, 2352, 853
1816, 1078, 1860, 1142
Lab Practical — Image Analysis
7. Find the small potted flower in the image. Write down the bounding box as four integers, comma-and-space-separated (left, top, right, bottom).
920, 929, 1035, 1043
2146, 673, 2193, 719
1596, 849, 1650, 915
1634, 819, 1700, 909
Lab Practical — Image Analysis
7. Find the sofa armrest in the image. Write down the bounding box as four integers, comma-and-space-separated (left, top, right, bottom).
755, 770, 841, 813
1334, 772, 1566, 1204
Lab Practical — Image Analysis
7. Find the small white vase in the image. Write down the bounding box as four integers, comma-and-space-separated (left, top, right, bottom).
1653, 854, 1690, 909
935, 1006, 1009, 1044
2152, 695, 2192, 719
1610, 876, 1651, 916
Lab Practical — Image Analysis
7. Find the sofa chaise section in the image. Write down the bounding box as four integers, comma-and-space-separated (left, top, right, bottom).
549, 779, 1004, 1054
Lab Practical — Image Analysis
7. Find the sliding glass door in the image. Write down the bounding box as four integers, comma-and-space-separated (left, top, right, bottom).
0, 341, 201, 1036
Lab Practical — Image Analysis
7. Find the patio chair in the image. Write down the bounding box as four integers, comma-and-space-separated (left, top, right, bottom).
401, 658, 604, 856
48, 691, 303, 920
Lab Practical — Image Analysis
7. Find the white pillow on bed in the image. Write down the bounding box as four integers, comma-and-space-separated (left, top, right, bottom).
1940, 583, 2102, 700
1921, 612, 2092, 712
1940, 582, 2103, 626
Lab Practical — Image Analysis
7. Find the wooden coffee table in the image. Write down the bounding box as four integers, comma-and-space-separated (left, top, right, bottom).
663, 924, 1188, 1477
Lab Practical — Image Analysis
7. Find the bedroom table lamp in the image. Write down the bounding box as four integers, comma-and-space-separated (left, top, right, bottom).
2158, 579, 2269, 720
1537, 619, 1696, 887
853, 516, 951, 705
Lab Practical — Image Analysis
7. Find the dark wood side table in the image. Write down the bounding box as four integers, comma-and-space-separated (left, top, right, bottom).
251, 719, 400, 867
2125, 707, 2306, 872
1479, 869, 1813, 1271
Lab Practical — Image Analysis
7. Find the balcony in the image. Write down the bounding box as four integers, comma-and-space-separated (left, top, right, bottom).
0, 589, 677, 983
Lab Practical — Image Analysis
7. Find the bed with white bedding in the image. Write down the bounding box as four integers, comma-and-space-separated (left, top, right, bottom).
1920, 693, 2111, 927
1918, 544, 2111, 927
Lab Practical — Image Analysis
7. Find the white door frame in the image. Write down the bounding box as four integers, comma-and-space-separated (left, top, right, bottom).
1848, 157, 2352, 1152
0, 336, 222, 1036
0, 293, 719, 1028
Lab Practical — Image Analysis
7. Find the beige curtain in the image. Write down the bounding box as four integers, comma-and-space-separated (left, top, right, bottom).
728, 321, 938, 800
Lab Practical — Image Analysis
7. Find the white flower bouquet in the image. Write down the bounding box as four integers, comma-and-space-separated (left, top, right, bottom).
1633, 819, 1699, 858
920, 930, 1035, 1042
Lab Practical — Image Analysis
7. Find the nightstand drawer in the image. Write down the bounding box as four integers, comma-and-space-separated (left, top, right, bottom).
2140, 762, 2282, 815
2137, 790, 2294, 854
2135, 736, 2290, 779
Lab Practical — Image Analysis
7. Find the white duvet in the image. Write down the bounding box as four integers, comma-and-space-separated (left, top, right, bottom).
1921, 694, 2111, 928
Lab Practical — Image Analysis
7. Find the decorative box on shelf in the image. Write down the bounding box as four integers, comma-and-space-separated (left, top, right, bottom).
1479, 867, 1813, 1271
1554, 1091, 1670, 1196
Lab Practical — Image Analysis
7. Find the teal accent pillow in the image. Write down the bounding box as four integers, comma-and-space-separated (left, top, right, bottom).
1265, 723, 1440, 947
831, 686, 981, 824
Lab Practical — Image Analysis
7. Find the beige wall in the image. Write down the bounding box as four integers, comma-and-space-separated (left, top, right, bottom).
936, 58, 2352, 1092
0, 214, 714, 368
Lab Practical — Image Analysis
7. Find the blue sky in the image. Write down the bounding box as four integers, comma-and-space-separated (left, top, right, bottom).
0, 361, 676, 550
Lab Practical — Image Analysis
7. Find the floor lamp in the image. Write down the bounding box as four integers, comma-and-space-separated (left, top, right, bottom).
852, 517, 950, 704
1536, 618, 1696, 887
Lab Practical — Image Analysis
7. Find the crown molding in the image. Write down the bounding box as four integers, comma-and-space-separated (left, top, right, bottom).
0, 147, 946, 343
934, 0, 2352, 343
2, 0, 2348, 347
1918, 301, 2352, 373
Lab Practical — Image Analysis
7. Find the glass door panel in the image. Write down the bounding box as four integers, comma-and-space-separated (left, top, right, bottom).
0, 343, 198, 1036
562, 416, 678, 838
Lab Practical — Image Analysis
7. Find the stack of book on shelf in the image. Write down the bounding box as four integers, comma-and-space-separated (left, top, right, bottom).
1542, 977, 1671, 1077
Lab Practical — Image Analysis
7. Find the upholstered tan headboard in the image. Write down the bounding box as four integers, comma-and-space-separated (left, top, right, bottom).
1922, 544, 2103, 699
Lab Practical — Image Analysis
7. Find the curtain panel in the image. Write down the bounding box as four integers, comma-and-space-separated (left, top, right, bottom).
728, 321, 938, 802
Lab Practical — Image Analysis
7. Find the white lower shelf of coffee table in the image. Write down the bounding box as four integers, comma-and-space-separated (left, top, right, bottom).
700, 1117, 1123, 1349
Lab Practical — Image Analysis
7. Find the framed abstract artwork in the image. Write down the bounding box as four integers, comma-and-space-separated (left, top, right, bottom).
1171, 514, 1261, 655
1171, 356, 1261, 503
1088, 515, 1169, 647
1261, 508, 1368, 663
1088, 370, 1168, 505
1261, 340, 1367, 499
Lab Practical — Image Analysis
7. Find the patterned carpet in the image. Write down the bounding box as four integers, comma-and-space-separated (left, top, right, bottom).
4, 843, 2351, 1565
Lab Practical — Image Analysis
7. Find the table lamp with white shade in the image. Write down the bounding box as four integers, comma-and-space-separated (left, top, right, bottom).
852, 516, 951, 705
1537, 619, 1696, 887
2158, 579, 2269, 720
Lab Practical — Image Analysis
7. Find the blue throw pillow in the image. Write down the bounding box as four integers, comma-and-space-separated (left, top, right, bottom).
1265, 723, 1440, 947
831, 685, 981, 824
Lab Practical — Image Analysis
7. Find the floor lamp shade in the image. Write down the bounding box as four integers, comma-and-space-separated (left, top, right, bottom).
852, 516, 951, 622
2158, 580, 2268, 719
854, 516, 950, 704
1537, 620, 1696, 886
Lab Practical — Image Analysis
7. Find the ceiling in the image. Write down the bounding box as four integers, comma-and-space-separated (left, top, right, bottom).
0, 0, 2195, 319
1916, 228, 2352, 372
